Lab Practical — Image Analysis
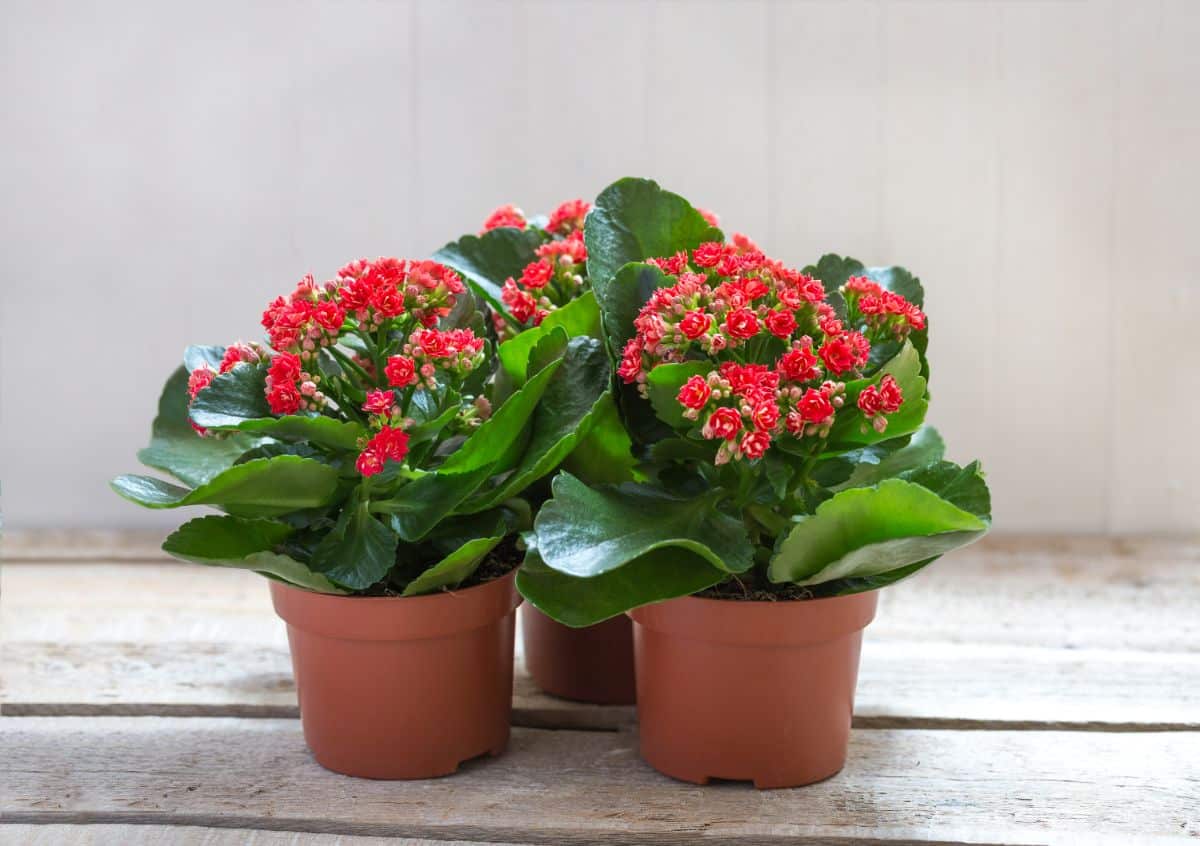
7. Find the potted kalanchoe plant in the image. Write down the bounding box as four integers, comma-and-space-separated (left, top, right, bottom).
519, 178, 992, 788
112, 255, 609, 779
433, 199, 640, 705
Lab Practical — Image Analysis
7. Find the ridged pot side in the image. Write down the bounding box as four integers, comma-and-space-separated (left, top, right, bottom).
520, 605, 636, 705
629, 589, 878, 789
271, 570, 521, 780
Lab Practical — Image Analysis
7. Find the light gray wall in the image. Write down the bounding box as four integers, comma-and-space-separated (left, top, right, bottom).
2, 0, 1196, 533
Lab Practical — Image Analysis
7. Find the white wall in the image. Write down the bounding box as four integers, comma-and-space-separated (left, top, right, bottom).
2, 0, 1196, 533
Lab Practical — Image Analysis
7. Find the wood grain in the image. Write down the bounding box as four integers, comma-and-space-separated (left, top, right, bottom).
3, 718, 1197, 844
4, 535, 1197, 729
0, 826, 528, 846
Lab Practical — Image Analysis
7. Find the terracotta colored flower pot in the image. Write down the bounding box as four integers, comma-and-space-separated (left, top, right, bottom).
270, 571, 521, 779
520, 604, 636, 705
629, 589, 878, 789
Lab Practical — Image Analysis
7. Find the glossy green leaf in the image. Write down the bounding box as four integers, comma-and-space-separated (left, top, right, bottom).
585, 177, 722, 292
163, 514, 346, 594
769, 478, 989, 586
864, 264, 925, 308
111, 455, 340, 518
562, 392, 640, 484
311, 497, 400, 590
498, 291, 601, 386
137, 366, 266, 487
900, 459, 992, 520
183, 345, 226, 373
646, 361, 711, 429
463, 337, 610, 512
402, 534, 506, 596
593, 262, 672, 357
516, 546, 725, 628
822, 425, 946, 490
433, 226, 546, 318
380, 350, 565, 540
187, 363, 272, 425
534, 472, 753, 578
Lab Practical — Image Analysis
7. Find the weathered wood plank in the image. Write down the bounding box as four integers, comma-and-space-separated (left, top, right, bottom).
0, 825, 529, 846
4, 634, 1196, 731
4, 535, 1197, 730
2, 718, 1196, 844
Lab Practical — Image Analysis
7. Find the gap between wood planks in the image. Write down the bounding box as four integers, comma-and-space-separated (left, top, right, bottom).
3, 532, 1198, 733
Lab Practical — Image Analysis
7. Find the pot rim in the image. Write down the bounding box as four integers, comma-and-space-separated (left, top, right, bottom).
628, 588, 878, 647
271, 568, 521, 642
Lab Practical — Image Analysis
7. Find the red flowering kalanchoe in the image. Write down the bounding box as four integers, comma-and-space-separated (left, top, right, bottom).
621, 239, 922, 463
486, 198, 592, 339
190, 257, 488, 478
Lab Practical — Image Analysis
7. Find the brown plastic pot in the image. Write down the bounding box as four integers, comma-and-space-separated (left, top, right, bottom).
270, 571, 521, 779
629, 589, 878, 789
520, 604, 636, 705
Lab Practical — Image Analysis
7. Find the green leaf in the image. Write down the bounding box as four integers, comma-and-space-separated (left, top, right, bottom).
498, 291, 601, 387
111, 455, 340, 518
311, 497, 400, 590
516, 546, 725, 628
163, 514, 346, 594
534, 472, 753, 578
900, 459, 992, 520
803, 254, 864, 297
381, 351, 565, 540
827, 340, 929, 449
433, 227, 546, 318
187, 363, 272, 425
864, 265, 925, 308
562, 392, 639, 484
824, 425, 946, 490
402, 534, 505, 596
594, 262, 672, 358
137, 366, 267, 487
585, 177, 722, 292
768, 478, 989, 587
225, 415, 366, 451
646, 361, 711, 429
463, 336, 611, 512
183, 345, 226, 372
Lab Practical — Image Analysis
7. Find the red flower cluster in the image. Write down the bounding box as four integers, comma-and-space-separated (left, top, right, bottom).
480, 204, 527, 233
495, 199, 591, 337
356, 425, 410, 477
261, 275, 345, 358
265, 352, 324, 415
404, 327, 486, 387
335, 258, 465, 331
843, 276, 926, 337
621, 239, 915, 463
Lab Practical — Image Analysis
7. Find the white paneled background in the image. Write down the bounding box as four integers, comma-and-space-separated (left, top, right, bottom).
1, 0, 1196, 533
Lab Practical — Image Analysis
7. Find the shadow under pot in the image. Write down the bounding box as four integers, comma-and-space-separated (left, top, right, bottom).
520, 605, 637, 705
629, 589, 878, 789
270, 570, 521, 779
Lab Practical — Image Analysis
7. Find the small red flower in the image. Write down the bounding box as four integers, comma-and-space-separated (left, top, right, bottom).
679, 309, 712, 340
481, 204, 526, 233
368, 425, 410, 462
502, 278, 538, 323
878, 374, 903, 412
647, 251, 689, 275
702, 406, 743, 441
187, 367, 215, 400
519, 259, 554, 290
739, 429, 771, 460
751, 401, 780, 431
267, 382, 303, 415
384, 355, 417, 388
312, 301, 346, 333
723, 308, 760, 340
677, 375, 712, 410
546, 198, 590, 234
696, 207, 720, 227
692, 241, 728, 269
777, 346, 820, 383
857, 385, 884, 416
797, 388, 835, 424
356, 449, 385, 477
764, 309, 797, 339
818, 333, 868, 374
731, 232, 759, 253
363, 390, 394, 415
617, 338, 644, 383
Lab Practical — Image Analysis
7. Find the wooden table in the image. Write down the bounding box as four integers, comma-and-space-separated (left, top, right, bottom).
2, 532, 1197, 844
